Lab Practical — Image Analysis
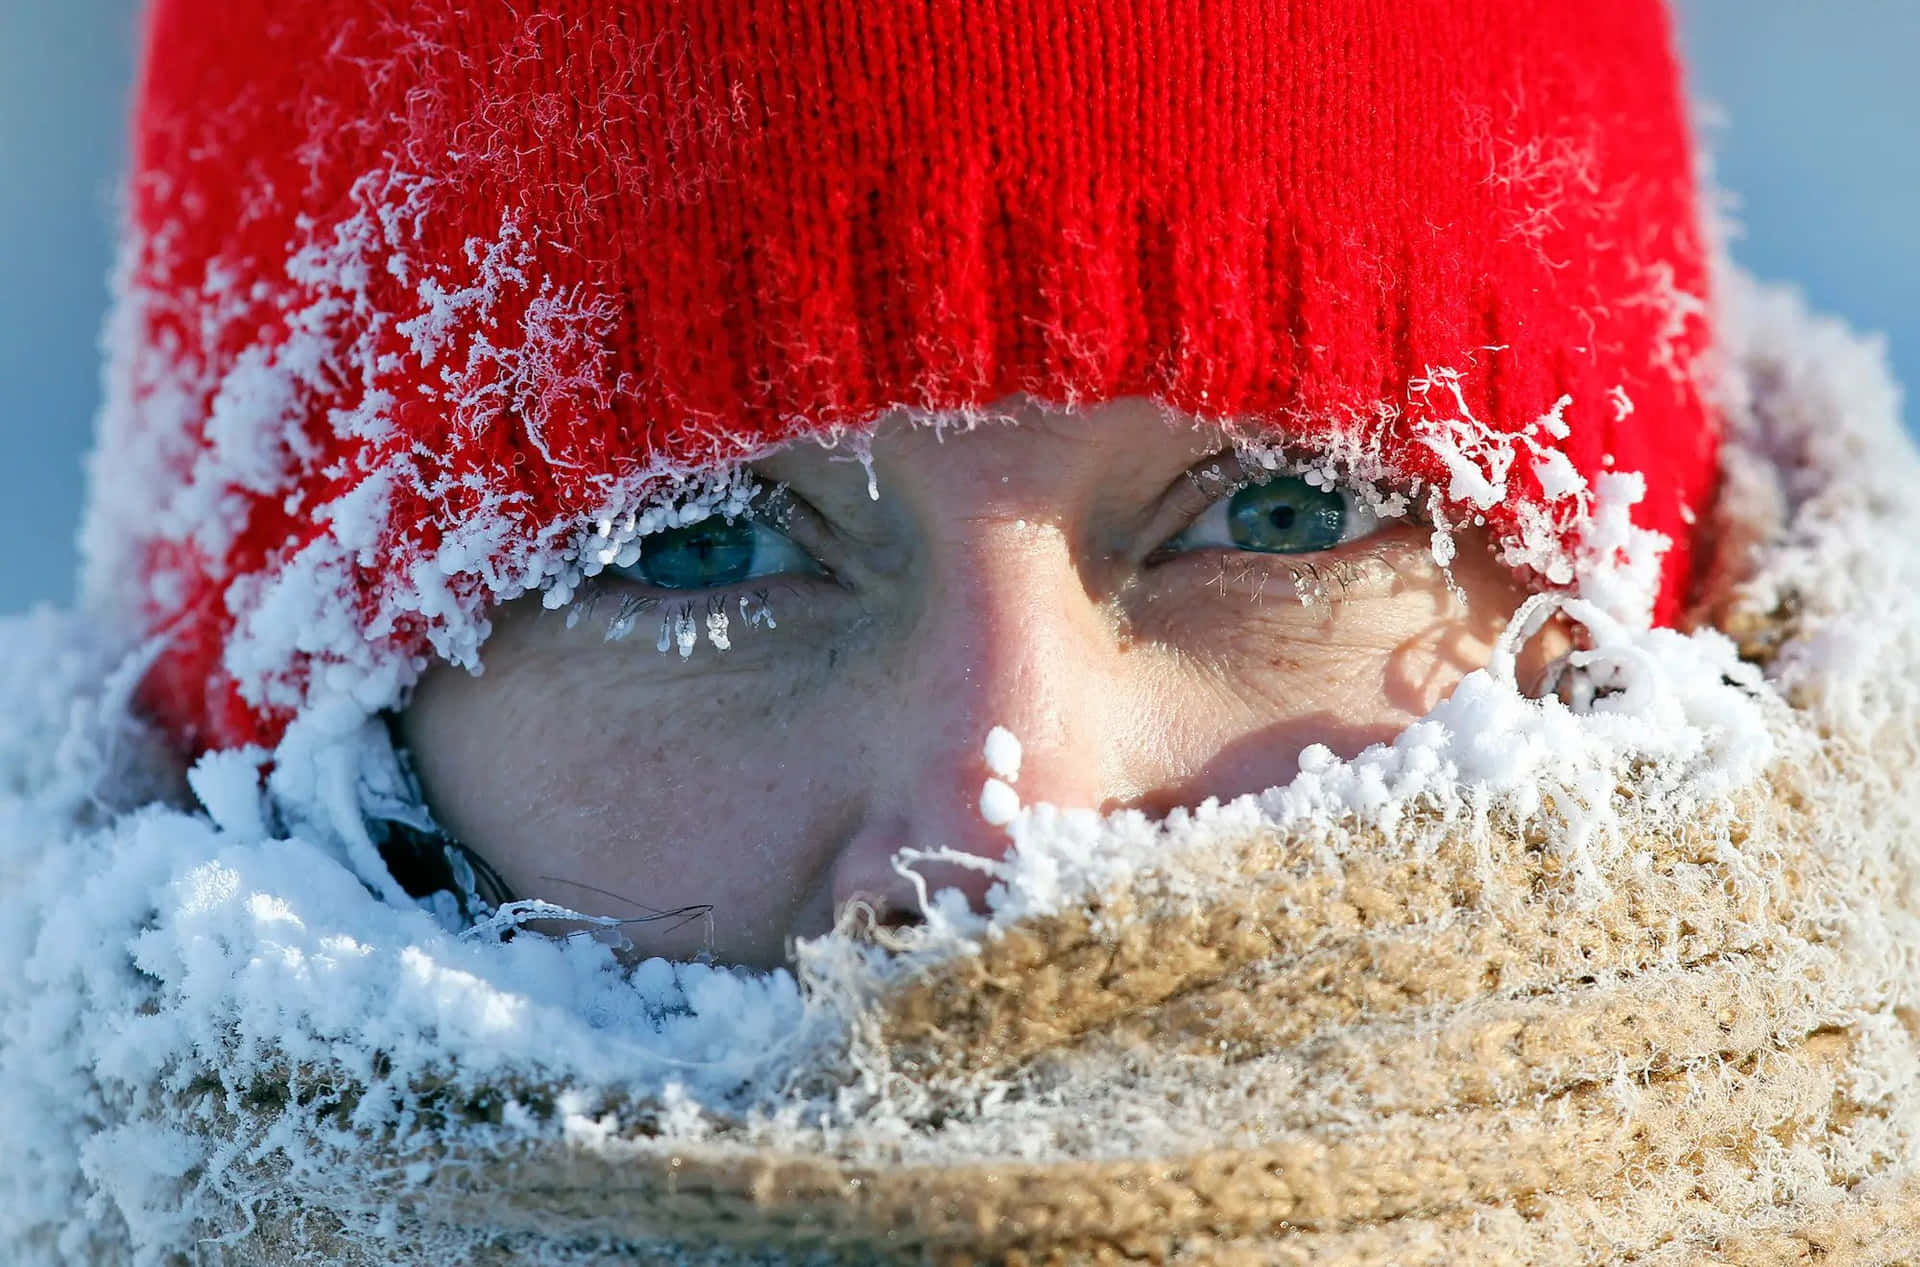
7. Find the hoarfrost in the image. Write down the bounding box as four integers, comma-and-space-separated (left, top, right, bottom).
979, 778, 1022, 828
14, 271, 1917, 1263
983, 726, 1023, 783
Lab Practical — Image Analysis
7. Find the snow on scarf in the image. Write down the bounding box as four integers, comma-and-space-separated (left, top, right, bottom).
4, 272, 1919, 1265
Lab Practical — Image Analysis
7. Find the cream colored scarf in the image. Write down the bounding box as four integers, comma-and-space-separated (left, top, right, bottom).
235, 773, 1920, 1265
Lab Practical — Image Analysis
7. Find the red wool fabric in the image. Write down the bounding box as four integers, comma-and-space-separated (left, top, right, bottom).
92, 0, 1718, 755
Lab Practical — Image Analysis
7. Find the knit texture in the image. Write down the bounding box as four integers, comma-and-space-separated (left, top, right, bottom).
85, 0, 1716, 755
220, 767, 1920, 1265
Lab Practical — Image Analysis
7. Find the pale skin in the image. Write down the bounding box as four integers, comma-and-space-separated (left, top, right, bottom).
400, 395, 1560, 969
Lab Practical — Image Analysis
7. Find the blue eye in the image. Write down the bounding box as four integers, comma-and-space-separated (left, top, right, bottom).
1168, 475, 1380, 556
614, 516, 820, 591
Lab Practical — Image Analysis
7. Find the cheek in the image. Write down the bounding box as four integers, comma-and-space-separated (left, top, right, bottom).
1135, 544, 1524, 779
398, 633, 867, 964
1371, 580, 1518, 716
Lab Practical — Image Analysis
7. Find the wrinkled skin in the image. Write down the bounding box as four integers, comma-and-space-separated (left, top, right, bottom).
401, 396, 1561, 968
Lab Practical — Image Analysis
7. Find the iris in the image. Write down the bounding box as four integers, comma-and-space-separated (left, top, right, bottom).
1225, 477, 1349, 553
1168, 473, 1378, 557
623, 516, 815, 590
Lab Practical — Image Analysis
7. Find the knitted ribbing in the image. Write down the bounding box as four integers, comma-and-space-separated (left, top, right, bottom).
88, 0, 1716, 753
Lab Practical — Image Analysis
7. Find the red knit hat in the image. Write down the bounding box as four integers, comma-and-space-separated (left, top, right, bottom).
84, 0, 1717, 756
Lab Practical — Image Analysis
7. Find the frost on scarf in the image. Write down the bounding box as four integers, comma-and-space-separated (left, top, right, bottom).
8, 274, 1920, 1262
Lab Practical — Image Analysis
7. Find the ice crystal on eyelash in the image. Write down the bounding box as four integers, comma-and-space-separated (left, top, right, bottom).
1292, 566, 1330, 608
631, 593, 778, 657
1422, 487, 1465, 604
605, 593, 655, 643
1224, 435, 1413, 520
544, 465, 765, 610
563, 585, 600, 631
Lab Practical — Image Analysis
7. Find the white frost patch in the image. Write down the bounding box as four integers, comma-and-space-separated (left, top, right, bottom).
905, 592, 1777, 939
983, 726, 1023, 783
81, 161, 799, 758
979, 777, 1022, 828
1409, 367, 1568, 511
0, 626, 823, 1256
1405, 365, 1667, 626
1568, 471, 1670, 630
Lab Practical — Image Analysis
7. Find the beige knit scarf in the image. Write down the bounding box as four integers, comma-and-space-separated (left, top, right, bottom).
65, 277, 1920, 1265
232, 770, 1920, 1266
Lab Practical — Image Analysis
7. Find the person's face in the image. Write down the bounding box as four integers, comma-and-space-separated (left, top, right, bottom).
400, 396, 1551, 968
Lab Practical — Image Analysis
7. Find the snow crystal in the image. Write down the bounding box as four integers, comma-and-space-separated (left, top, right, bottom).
983, 725, 1023, 783
979, 777, 1022, 827
1531, 448, 1586, 501
704, 607, 731, 651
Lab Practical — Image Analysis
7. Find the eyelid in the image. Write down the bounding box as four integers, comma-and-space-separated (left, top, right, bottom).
1142, 451, 1268, 558
748, 480, 843, 577
600, 480, 837, 595
1147, 452, 1393, 560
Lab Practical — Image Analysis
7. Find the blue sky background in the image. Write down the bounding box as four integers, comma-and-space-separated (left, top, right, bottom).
1, 1, 1914, 611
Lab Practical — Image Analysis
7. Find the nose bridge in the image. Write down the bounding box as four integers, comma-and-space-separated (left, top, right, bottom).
828, 512, 1122, 925
894, 524, 1112, 905
912, 519, 1106, 795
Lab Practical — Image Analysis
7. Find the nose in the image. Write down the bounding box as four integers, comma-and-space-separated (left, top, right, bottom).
827, 518, 1114, 927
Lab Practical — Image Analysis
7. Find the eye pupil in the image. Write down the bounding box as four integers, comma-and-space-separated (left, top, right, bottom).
1227, 477, 1345, 554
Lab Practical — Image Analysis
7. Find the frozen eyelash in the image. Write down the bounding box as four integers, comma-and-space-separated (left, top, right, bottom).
1221, 438, 1417, 523
660, 605, 699, 657
1286, 557, 1373, 606
606, 592, 658, 642
562, 583, 601, 630
559, 576, 783, 656
636, 593, 780, 658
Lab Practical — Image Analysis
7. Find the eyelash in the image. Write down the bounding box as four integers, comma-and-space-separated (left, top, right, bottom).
1179, 544, 1394, 605
562, 581, 788, 653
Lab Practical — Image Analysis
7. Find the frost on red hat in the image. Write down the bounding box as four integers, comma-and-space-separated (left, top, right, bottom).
83, 0, 1718, 756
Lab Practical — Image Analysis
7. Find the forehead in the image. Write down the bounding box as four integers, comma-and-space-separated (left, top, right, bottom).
755, 394, 1237, 495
